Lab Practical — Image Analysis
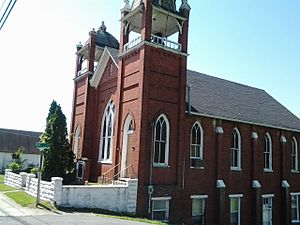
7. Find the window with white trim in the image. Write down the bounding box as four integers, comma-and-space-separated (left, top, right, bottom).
230, 195, 242, 225
291, 193, 300, 223
231, 128, 241, 170
262, 195, 273, 225
76, 161, 85, 179
153, 114, 170, 167
99, 101, 115, 162
191, 195, 207, 225
292, 137, 298, 172
264, 133, 272, 171
190, 122, 204, 168
151, 197, 170, 222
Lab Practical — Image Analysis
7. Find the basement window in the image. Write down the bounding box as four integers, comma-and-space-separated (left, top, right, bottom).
291, 193, 300, 223
151, 197, 171, 222
191, 195, 207, 225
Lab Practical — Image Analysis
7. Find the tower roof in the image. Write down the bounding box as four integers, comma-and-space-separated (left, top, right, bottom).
95, 21, 119, 50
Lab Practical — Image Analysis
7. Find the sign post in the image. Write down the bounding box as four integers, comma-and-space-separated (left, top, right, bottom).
35, 142, 49, 207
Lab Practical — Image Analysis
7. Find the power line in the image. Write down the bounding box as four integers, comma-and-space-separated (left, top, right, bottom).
0, 0, 17, 31
0, 0, 13, 25
0, 0, 8, 12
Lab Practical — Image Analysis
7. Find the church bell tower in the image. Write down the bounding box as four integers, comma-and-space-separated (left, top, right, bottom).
115, 0, 191, 219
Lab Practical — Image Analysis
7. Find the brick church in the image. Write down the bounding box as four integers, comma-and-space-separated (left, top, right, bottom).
70, 0, 300, 224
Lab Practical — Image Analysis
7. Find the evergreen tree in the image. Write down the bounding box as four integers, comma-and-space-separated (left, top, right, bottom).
41, 100, 75, 182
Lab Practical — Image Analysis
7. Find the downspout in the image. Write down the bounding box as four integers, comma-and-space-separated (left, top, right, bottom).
187, 84, 191, 115
148, 121, 155, 215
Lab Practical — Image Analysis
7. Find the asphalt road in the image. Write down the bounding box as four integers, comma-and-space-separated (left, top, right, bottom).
0, 193, 148, 225
0, 214, 149, 225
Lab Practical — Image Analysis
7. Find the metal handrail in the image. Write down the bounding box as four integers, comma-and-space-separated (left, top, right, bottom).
113, 164, 133, 180
100, 163, 120, 185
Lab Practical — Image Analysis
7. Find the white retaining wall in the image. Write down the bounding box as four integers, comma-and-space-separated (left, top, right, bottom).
61, 179, 138, 213
4, 171, 138, 214
4, 169, 24, 188
25, 174, 62, 203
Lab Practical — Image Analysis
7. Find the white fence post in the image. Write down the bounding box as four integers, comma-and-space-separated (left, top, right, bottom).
51, 177, 63, 206
4, 169, 12, 183
127, 179, 138, 214
19, 172, 27, 188
26, 174, 36, 192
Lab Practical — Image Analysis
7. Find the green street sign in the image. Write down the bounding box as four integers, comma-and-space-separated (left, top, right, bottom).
35, 143, 49, 150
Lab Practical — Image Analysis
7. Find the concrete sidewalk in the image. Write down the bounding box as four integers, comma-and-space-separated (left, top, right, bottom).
0, 192, 53, 217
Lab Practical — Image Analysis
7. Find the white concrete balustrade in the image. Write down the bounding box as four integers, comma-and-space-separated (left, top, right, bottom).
123, 34, 182, 52
4, 170, 138, 214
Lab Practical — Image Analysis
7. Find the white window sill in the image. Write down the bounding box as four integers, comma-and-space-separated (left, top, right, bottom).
98, 160, 112, 164
291, 170, 300, 174
190, 166, 204, 170
153, 164, 169, 168
230, 167, 242, 171
264, 169, 273, 173
292, 220, 300, 223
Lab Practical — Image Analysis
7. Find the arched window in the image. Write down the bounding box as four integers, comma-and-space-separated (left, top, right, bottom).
153, 114, 170, 167
231, 128, 241, 170
73, 125, 81, 160
190, 122, 204, 168
99, 101, 115, 162
264, 133, 272, 171
292, 137, 298, 172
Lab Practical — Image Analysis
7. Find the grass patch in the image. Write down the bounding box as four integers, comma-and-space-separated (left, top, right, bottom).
37, 201, 59, 212
0, 175, 4, 183
0, 183, 16, 192
5, 191, 36, 207
98, 214, 168, 224
58, 207, 168, 224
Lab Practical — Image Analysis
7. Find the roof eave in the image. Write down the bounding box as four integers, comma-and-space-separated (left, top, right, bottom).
187, 111, 300, 133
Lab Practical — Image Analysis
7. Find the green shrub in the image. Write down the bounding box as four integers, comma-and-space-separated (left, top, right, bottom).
30, 168, 38, 175
7, 162, 21, 171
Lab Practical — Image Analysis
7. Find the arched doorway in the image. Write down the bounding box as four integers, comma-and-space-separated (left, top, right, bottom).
121, 115, 134, 178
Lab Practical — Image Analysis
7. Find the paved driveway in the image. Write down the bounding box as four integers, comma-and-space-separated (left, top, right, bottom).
0, 193, 149, 225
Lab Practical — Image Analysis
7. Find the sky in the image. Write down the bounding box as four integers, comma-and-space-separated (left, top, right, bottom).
0, 0, 299, 132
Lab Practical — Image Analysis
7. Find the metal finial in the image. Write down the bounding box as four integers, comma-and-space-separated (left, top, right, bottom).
122, 0, 131, 11
180, 0, 191, 11
99, 21, 107, 32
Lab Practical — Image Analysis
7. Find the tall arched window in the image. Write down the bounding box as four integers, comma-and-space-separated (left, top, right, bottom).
264, 133, 272, 171
99, 101, 115, 162
292, 137, 298, 172
153, 114, 170, 167
190, 122, 204, 168
73, 125, 81, 160
231, 128, 241, 170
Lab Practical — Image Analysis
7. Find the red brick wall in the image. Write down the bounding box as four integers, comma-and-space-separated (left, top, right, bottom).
70, 30, 300, 225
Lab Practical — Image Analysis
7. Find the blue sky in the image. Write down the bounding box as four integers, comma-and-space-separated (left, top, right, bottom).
0, 0, 299, 132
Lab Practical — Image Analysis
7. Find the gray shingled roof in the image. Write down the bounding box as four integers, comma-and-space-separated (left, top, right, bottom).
95, 24, 119, 50
187, 70, 300, 131
0, 128, 42, 154
106, 47, 119, 65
